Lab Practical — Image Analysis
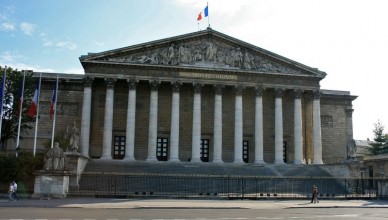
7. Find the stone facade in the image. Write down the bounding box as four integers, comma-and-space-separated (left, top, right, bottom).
15, 28, 356, 165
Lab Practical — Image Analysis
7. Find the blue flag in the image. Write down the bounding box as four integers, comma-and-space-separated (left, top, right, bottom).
204, 5, 209, 17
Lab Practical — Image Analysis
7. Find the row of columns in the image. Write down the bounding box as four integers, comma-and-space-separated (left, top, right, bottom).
80, 78, 323, 164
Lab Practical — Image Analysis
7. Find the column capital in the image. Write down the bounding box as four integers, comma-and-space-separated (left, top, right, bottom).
312, 90, 321, 100
274, 88, 285, 98
149, 80, 160, 91
294, 89, 304, 99
346, 108, 354, 117
83, 76, 93, 87
105, 78, 115, 89
235, 85, 245, 96
193, 82, 203, 93
172, 81, 182, 93
214, 84, 224, 95
127, 79, 138, 90
255, 86, 265, 96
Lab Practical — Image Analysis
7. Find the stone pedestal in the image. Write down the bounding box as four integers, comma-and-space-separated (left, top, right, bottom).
32, 152, 89, 199
65, 152, 89, 187
32, 170, 70, 199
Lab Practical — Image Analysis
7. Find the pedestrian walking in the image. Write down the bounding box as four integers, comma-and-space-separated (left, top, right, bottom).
8, 182, 14, 202
12, 181, 19, 200
310, 185, 319, 203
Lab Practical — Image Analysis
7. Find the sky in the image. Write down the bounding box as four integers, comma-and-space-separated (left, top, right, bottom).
0, 0, 387, 140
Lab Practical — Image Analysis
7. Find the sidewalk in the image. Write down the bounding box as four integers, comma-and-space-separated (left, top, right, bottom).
1, 198, 388, 209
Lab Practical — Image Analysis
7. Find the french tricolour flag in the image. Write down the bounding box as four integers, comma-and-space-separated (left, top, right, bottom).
197, 5, 209, 21
28, 81, 39, 118
50, 82, 57, 120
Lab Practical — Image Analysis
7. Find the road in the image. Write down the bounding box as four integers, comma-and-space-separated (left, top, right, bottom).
1, 207, 388, 220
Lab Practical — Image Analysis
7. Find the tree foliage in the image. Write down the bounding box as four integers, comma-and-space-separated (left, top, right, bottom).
368, 120, 388, 155
0, 66, 35, 150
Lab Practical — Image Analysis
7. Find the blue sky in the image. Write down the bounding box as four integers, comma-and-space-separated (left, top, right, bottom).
1, 0, 388, 140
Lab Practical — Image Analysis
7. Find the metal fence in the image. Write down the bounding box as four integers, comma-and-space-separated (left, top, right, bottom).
68, 172, 382, 199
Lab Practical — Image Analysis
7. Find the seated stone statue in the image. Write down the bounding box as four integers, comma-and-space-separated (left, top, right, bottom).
44, 142, 65, 171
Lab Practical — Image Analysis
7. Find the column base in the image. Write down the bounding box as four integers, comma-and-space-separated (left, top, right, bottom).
254, 160, 266, 164
100, 155, 112, 160
190, 158, 202, 163
274, 160, 285, 164
123, 156, 136, 161
293, 160, 304, 165
233, 159, 245, 164
168, 158, 180, 162
146, 157, 158, 162
313, 160, 324, 165
212, 158, 224, 163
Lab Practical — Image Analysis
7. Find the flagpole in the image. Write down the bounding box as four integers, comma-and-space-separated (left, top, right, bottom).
0, 66, 6, 149
33, 73, 42, 156
16, 70, 25, 156
207, 2, 210, 27
50, 76, 58, 149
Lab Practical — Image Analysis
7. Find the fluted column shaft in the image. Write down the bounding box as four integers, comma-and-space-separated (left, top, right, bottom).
101, 78, 115, 160
213, 84, 223, 163
254, 87, 265, 164
313, 90, 323, 164
80, 77, 93, 157
124, 79, 137, 161
274, 88, 285, 164
169, 81, 181, 162
233, 85, 244, 163
146, 81, 159, 162
191, 83, 202, 162
294, 89, 304, 164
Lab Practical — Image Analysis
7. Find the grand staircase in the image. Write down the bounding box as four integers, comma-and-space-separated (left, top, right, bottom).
68, 160, 351, 199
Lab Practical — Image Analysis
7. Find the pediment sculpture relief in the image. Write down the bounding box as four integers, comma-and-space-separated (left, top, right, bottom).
103, 40, 302, 74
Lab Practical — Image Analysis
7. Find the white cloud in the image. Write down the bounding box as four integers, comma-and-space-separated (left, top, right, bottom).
0, 51, 21, 63
19, 22, 35, 35
94, 41, 105, 47
56, 41, 77, 50
1, 22, 15, 31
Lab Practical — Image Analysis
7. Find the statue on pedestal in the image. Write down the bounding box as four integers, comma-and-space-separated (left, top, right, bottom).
67, 121, 80, 153
44, 142, 65, 171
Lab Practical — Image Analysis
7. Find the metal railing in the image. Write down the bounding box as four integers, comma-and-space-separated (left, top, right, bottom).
68, 172, 382, 199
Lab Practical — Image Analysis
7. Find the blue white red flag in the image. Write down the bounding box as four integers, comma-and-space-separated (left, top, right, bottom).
197, 5, 209, 21
28, 80, 40, 117
50, 82, 57, 120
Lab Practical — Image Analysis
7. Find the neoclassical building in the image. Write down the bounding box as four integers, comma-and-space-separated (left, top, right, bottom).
22, 28, 357, 165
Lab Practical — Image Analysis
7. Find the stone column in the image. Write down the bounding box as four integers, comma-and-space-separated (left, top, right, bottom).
213, 84, 223, 163
274, 88, 285, 164
80, 77, 93, 158
191, 83, 202, 163
146, 80, 159, 162
169, 81, 181, 162
254, 86, 265, 164
233, 85, 244, 164
100, 78, 115, 160
346, 107, 356, 160
294, 89, 304, 164
312, 90, 323, 164
124, 79, 137, 161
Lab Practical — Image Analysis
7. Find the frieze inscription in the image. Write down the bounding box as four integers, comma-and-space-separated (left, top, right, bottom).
179, 72, 237, 80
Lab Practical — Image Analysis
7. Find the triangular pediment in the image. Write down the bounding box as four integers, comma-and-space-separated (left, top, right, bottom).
80, 28, 326, 77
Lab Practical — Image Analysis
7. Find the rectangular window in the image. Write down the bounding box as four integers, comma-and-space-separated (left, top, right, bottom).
200, 139, 209, 162
243, 140, 249, 163
156, 137, 168, 161
113, 136, 125, 159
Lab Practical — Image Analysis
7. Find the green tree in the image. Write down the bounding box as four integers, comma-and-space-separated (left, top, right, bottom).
368, 120, 388, 155
0, 66, 35, 151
